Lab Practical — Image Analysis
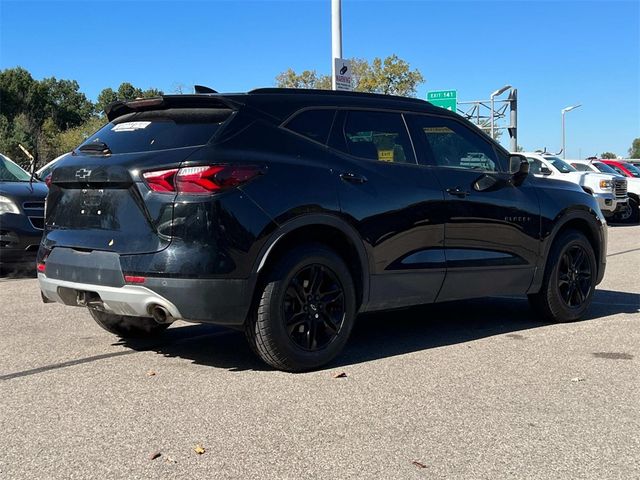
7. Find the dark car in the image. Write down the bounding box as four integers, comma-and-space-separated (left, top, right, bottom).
0, 154, 47, 269
37, 89, 607, 371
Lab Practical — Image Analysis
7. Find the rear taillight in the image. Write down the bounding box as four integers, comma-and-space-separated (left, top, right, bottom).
37, 262, 46, 273
142, 165, 262, 194
45, 174, 52, 187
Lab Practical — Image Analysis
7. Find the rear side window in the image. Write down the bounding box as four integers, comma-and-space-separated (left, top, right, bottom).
285, 109, 336, 144
343, 111, 415, 163
80, 108, 231, 154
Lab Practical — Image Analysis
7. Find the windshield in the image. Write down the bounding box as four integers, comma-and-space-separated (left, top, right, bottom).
593, 162, 620, 175
622, 162, 640, 178
0, 154, 31, 182
545, 156, 576, 173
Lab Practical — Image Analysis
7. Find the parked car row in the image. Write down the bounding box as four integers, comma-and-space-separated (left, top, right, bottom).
0, 154, 48, 269
517, 152, 639, 224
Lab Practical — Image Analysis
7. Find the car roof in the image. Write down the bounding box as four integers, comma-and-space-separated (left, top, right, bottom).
105, 88, 455, 123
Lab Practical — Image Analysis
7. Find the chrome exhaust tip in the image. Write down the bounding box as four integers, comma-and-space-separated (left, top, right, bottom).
149, 305, 174, 324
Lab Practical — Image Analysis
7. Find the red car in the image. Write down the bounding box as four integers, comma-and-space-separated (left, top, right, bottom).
600, 159, 640, 179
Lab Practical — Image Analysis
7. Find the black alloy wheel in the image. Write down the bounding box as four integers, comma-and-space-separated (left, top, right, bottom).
283, 264, 346, 351
557, 245, 593, 308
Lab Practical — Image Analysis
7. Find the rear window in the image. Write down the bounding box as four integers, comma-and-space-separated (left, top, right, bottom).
80, 108, 231, 154
284, 109, 336, 144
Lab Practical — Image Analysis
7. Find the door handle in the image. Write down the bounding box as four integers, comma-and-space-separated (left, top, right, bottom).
340, 172, 368, 184
446, 187, 469, 198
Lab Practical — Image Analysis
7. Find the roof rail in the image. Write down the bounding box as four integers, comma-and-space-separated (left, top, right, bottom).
248, 87, 428, 104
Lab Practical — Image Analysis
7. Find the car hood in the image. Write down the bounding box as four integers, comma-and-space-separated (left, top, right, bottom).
0, 181, 48, 201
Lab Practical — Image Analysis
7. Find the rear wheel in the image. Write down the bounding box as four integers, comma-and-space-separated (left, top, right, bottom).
528, 230, 597, 322
88, 308, 170, 338
245, 244, 356, 372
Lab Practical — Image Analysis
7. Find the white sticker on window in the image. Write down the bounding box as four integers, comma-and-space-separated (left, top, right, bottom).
111, 121, 151, 132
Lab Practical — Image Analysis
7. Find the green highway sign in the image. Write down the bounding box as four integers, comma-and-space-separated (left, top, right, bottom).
427, 90, 457, 112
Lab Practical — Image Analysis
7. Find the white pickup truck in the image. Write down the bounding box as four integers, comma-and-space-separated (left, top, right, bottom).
520, 152, 628, 219
570, 159, 639, 223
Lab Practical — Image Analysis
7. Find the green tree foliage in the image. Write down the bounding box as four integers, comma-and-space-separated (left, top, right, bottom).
275, 55, 424, 97
95, 83, 164, 114
628, 138, 640, 158
0, 68, 163, 167
600, 152, 617, 159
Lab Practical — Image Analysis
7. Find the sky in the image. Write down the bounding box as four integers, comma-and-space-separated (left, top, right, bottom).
1, 0, 639, 158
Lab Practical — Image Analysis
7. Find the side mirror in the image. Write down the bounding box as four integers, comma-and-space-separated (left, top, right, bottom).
508, 154, 529, 186
540, 166, 552, 176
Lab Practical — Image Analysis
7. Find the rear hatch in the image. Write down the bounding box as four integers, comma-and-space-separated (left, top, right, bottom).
44, 96, 236, 255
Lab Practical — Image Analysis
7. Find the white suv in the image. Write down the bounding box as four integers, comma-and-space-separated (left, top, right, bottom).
520, 152, 628, 218
570, 159, 639, 223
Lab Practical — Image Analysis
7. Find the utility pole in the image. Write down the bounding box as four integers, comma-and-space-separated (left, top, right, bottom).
508, 89, 518, 151
331, 0, 342, 90
490, 85, 511, 139
561, 104, 582, 159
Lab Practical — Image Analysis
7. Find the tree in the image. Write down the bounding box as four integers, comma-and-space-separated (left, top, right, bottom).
601, 152, 617, 159
629, 138, 640, 158
95, 83, 164, 114
40, 77, 93, 130
274, 54, 424, 97
57, 116, 106, 154
275, 69, 331, 89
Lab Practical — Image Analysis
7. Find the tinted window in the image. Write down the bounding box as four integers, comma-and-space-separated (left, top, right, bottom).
622, 162, 640, 178
544, 156, 576, 173
80, 108, 230, 154
0, 154, 31, 182
410, 115, 500, 171
572, 163, 590, 171
526, 157, 545, 175
343, 111, 415, 163
609, 164, 627, 176
285, 109, 335, 144
593, 162, 619, 175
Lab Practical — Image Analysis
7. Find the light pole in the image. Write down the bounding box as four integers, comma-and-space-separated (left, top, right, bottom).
490, 84, 511, 139
561, 104, 581, 159
331, 0, 342, 91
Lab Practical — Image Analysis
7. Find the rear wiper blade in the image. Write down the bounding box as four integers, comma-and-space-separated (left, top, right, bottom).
78, 142, 112, 155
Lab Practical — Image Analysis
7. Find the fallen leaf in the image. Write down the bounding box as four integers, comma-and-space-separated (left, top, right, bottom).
333, 372, 348, 378
194, 444, 206, 455
147, 370, 156, 377
149, 451, 161, 461
571, 377, 586, 382
412, 460, 427, 469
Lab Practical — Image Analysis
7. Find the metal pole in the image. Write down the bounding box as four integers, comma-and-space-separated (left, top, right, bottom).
490, 96, 495, 139
331, 0, 342, 91
562, 110, 566, 159
509, 88, 517, 151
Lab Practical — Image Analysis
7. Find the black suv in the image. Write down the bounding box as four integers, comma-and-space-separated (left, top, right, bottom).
37, 89, 607, 371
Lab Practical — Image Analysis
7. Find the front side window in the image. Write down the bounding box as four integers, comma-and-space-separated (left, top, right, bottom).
285, 109, 336, 144
526, 157, 546, 175
343, 111, 415, 163
571, 163, 590, 172
409, 115, 501, 172
593, 162, 619, 175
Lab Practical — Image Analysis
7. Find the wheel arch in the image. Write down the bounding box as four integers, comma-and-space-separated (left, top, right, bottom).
528, 208, 605, 293
250, 214, 371, 312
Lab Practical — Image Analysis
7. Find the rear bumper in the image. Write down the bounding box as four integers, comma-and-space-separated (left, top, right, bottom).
39, 273, 252, 326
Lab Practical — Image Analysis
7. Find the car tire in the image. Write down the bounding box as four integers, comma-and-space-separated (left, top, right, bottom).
617, 197, 640, 224
528, 230, 597, 323
245, 243, 356, 372
88, 308, 170, 338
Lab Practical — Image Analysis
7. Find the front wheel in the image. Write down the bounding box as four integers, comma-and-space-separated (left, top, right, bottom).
245, 244, 357, 372
528, 230, 597, 323
615, 197, 639, 224
88, 308, 170, 338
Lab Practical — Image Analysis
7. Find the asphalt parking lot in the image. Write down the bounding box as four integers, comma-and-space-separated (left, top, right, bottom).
0, 225, 638, 480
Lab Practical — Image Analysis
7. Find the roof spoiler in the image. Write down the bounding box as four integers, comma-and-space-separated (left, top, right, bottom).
194, 85, 218, 94
104, 94, 239, 121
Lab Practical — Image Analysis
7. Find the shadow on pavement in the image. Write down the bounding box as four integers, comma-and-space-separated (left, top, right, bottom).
120, 289, 639, 372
